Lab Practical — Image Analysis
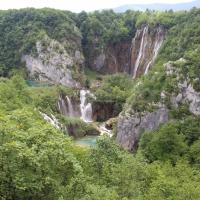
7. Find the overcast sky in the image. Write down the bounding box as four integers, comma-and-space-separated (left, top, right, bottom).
0, 0, 195, 12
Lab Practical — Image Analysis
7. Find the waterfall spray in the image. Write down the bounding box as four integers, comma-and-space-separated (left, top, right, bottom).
80, 90, 93, 123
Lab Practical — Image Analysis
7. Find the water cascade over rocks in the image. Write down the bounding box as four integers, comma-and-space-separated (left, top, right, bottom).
66, 96, 74, 117
144, 27, 165, 74
58, 95, 68, 116
132, 26, 149, 79
40, 112, 60, 129
86, 24, 165, 78
99, 123, 112, 137
130, 25, 165, 78
80, 90, 93, 123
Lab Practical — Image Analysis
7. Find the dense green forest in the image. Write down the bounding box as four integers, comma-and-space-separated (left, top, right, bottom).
1, 76, 200, 199
0, 7, 200, 200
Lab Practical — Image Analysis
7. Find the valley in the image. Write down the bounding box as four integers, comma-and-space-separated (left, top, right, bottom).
0, 7, 200, 200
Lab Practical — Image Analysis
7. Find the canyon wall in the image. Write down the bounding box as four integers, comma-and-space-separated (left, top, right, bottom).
22, 24, 165, 88
86, 25, 165, 78
23, 35, 84, 88
117, 107, 169, 151
116, 59, 200, 151
130, 25, 165, 78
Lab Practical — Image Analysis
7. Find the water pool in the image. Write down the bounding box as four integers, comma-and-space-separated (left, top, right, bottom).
75, 136, 98, 147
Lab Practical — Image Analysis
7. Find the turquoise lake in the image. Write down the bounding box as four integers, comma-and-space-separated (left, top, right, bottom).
75, 136, 98, 147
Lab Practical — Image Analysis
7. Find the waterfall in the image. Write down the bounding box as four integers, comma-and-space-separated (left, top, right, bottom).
133, 26, 148, 79
58, 95, 68, 116
58, 95, 75, 117
130, 25, 165, 78
66, 96, 74, 117
80, 90, 93, 123
144, 27, 164, 74
99, 123, 112, 137
40, 112, 60, 129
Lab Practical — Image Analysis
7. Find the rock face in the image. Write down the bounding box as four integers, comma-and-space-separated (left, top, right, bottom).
23, 24, 165, 87
90, 41, 131, 74
92, 102, 121, 122
86, 25, 165, 78
116, 107, 169, 151
170, 82, 200, 116
130, 25, 165, 78
22, 36, 84, 88
117, 59, 200, 152
165, 61, 200, 116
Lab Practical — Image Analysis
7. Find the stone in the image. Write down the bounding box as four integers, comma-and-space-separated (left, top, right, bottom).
22, 35, 84, 88
116, 107, 168, 151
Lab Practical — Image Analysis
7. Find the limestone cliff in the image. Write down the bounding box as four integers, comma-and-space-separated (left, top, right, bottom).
116, 59, 200, 151
117, 107, 168, 151
86, 25, 165, 78
87, 41, 131, 74
22, 35, 84, 88
165, 60, 200, 115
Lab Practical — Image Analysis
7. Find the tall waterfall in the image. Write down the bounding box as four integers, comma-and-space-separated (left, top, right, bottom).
80, 90, 93, 123
130, 25, 165, 78
133, 26, 149, 79
144, 27, 164, 74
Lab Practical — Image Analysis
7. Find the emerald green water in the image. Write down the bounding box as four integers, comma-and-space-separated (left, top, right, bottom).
26, 80, 51, 87
75, 136, 98, 147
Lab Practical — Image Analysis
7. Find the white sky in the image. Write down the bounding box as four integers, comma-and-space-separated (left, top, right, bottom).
0, 0, 195, 12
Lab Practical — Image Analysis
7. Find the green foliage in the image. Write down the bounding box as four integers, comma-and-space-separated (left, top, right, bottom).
135, 10, 177, 28
139, 122, 187, 164
0, 75, 30, 111
139, 117, 200, 166
0, 8, 81, 75
157, 8, 200, 64
190, 140, 200, 169
125, 68, 167, 113
1, 7, 200, 200
0, 107, 84, 200
60, 116, 99, 138
94, 73, 134, 112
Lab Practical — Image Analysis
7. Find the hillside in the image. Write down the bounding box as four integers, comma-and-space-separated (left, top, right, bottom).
0, 7, 200, 200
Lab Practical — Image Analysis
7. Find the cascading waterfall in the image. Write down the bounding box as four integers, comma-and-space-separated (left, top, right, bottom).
144, 27, 164, 74
133, 26, 149, 79
80, 89, 93, 123
130, 25, 165, 78
58, 95, 68, 116
99, 123, 112, 137
40, 112, 60, 129
58, 95, 75, 117
66, 96, 74, 117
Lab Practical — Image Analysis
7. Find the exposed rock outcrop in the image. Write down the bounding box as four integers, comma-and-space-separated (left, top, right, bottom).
92, 102, 121, 122
22, 36, 84, 88
86, 25, 165, 78
165, 61, 200, 116
117, 59, 200, 152
91, 41, 131, 74
116, 107, 168, 151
